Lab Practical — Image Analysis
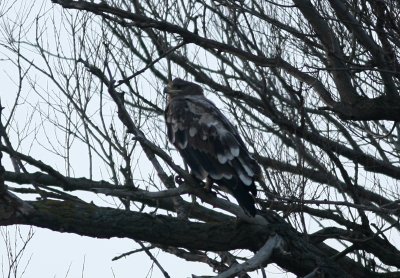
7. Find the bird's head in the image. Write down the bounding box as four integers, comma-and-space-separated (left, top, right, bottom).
164, 78, 204, 97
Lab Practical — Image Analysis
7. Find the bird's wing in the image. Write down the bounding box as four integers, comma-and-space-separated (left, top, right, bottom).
165, 95, 259, 192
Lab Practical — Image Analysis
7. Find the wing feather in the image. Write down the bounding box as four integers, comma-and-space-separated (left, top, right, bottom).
166, 95, 259, 182
165, 93, 260, 215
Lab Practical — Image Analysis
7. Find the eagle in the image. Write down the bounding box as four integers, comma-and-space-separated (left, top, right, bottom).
164, 78, 262, 216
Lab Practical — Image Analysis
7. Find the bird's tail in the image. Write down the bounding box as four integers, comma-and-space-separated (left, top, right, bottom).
231, 185, 256, 216
219, 179, 256, 216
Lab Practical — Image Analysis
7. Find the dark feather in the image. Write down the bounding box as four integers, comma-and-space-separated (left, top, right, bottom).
217, 177, 256, 216
165, 78, 262, 216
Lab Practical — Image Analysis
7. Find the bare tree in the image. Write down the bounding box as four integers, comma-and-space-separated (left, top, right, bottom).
0, 0, 400, 277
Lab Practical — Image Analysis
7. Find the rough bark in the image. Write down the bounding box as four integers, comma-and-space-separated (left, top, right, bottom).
0, 196, 367, 277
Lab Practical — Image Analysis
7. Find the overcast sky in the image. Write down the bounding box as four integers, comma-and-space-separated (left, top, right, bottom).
0, 2, 295, 277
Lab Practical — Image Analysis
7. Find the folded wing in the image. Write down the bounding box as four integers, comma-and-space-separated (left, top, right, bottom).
165, 94, 260, 215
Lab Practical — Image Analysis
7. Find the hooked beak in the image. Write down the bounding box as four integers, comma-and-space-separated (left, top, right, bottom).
165, 81, 182, 94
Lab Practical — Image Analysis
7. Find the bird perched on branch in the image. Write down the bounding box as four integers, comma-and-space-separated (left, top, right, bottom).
164, 78, 263, 216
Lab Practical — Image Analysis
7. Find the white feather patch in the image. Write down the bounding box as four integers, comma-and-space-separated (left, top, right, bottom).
230, 146, 240, 157
238, 157, 254, 176
239, 173, 252, 186
209, 172, 233, 180
223, 173, 233, 179
226, 151, 234, 161
209, 172, 223, 180
217, 153, 228, 164
177, 140, 188, 149
189, 127, 197, 137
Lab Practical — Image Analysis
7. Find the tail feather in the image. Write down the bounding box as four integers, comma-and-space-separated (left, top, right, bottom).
230, 185, 256, 216
218, 178, 257, 216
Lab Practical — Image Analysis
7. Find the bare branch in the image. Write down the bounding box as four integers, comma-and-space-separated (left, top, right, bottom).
214, 235, 282, 278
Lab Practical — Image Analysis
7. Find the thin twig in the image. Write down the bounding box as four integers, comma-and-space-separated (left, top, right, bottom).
115, 41, 186, 87
137, 241, 171, 278
112, 246, 156, 261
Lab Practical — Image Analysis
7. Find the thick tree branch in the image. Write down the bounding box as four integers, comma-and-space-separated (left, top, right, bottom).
0, 199, 271, 251
0, 197, 371, 277
3, 171, 231, 223
310, 227, 400, 268
293, 0, 360, 104
329, 95, 400, 121
215, 235, 282, 278
327, 0, 397, 97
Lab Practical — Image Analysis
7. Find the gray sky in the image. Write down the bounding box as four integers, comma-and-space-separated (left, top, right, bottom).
0, 2, 292, 277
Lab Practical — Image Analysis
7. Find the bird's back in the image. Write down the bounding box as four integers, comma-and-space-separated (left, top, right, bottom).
165, 83, 261, 216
